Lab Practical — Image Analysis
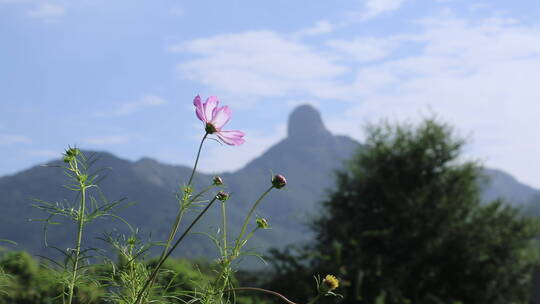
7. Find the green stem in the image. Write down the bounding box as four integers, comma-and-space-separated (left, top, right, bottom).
189, 184, 215, 205
242, 227, 259, 245
221, 201, 228, 257
67, 183, 86, 304
233, 186, 274, 255
214, 187, 274, 296
141, 133, 209, 300
187, 133, 208, 186
135, 196, 218, 304
219, 201, 229, 292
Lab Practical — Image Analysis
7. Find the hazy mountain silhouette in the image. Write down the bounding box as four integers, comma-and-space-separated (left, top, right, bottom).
1, 104, 538, 261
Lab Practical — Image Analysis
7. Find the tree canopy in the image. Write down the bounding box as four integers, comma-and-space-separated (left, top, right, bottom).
309, 119, 539, 304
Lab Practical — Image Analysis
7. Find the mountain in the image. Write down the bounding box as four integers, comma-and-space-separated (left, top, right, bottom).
480, 168, 540, 205
1, 105, 539, 262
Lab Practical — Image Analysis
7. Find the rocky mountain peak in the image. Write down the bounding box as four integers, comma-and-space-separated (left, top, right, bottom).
287, 104, 330, 139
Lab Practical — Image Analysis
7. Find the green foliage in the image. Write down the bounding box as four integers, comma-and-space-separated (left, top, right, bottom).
264, 246, 317, 303
31, 149, 127, 304
0, 250, 277, 304
0, 251, 62, 304
310, 119, 540, 304
0, 268, 7, 295
150, 258, 217, 303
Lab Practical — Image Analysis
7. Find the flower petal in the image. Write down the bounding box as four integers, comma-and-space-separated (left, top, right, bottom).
210, 106, 231, 129
193, 95, 206, 122
216, 130, 245, 146
203, 96, 219, 121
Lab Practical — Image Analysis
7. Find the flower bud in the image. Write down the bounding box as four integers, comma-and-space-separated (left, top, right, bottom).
127, 236, 137, 246
256, 218, 270, 229
213, 176, 224, 186
78, 174, 88, 184
63, 147, 80, 163
322, 274, 339, 291
216, 191, 229, 202
271, 174, 287, 189
182, 185, 193, 195
217, 257, 228, 266
65, 147, 80, 157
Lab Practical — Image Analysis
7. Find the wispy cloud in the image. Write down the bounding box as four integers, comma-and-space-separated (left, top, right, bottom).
26, 3, 65, 22
97, 95, 168, 117
328, 14, 540, 187
294, 20, 335, 37
327, 36, 398, 62
360, 0, 407, 20
173, 31, 348, 104
0, 135, 32, 145
172, 9, 540, 187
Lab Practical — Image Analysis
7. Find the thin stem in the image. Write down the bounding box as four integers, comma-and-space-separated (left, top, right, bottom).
219, 201, 229, 292
224, 287, 299, 304
187, 133, 208, 186
142, 133, 209, 298
213, 187, 274, 297
189, 184, 215, 205
242, 227, 259, 245
221, 201, 228, 257
67, 183, 86, 304
135, 196, 218, 304
233, 186, 274, 255
161, 184, 213, 258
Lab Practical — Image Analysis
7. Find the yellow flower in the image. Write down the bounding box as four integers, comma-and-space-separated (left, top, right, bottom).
322, 274, 339, 291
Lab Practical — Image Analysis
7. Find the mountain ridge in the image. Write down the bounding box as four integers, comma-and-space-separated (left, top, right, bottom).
1, 104, 539, 261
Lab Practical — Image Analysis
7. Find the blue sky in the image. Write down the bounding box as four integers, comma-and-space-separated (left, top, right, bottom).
1, 0, 540, 188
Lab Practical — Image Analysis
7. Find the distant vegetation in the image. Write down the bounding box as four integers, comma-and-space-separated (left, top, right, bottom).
0, 251, 274, 304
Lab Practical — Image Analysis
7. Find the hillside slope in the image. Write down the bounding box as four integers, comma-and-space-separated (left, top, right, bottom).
0, 105, 538, 261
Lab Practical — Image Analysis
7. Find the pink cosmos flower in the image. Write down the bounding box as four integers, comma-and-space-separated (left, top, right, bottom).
193, 95, 245, 146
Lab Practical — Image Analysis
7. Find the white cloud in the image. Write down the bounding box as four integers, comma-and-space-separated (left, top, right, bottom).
170, 10, 540, 187
82, 135, 133, 145
360, 0, 407, 20
97, 95, 167, 117
26, 3, 65, 21
327, 37, 398, 62
294, 20, 335, 37
328, 15, 540, 187
0, 135, 32, 145
173, 31, 349, 104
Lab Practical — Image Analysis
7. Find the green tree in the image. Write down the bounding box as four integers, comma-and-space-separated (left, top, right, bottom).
0, 251, 104, 304
311, 119, 539, 304
0, 251, 61, 304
